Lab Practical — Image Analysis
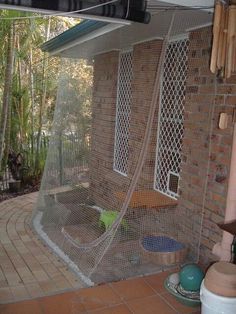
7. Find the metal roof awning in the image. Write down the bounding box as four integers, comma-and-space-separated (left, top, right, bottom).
41, 20, 110, 53
41, 6, 213, 58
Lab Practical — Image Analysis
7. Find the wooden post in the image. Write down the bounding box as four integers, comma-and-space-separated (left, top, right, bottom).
232, 6, 236, 72
217, 5, 226, 69
226, 5, 236, 78
210, 2, 222, 73
222, 6, 229, 75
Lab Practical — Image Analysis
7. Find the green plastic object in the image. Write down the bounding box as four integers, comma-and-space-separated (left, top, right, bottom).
179, 264, 204, 292
164, 275, 201, 308
99, 210, 128, 231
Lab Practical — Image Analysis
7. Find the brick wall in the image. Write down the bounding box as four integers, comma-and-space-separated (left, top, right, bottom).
90, 26, 236, 265
128, 40, 163, 189
178, 26, 236, 264
89, 51, 123, 209
90, 40, 163, 209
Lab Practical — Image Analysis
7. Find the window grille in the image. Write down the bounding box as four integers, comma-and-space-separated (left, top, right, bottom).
154, 38, 189, 199
113, 51, 133, 176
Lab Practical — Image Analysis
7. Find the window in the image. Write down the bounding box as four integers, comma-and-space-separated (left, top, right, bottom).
154, 37, 189, 199
113, 51, 133, 176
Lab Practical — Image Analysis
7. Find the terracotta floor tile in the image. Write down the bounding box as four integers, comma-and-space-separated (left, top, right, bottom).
76, 284, 121, 311
88, 304, 132, 313
111, 277, 155, 301
144, 271, 170, 293
161, 293, 200, 314
0, 300, 43, 314
127, 295, 177, 314
39, 291, 86, 314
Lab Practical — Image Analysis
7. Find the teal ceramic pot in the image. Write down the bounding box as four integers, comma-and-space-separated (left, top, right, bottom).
179, 264, 204, 292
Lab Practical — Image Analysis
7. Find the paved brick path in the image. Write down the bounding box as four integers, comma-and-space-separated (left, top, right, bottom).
0, 193, 202, 313
0, 193, 84, 304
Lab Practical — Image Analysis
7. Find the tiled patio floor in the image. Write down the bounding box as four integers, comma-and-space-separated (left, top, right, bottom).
0, 272, 201, 313
0, 193, 201, 313
0, 193, 84, 304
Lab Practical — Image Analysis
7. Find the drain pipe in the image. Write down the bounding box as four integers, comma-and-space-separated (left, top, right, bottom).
213, 120, 236, 261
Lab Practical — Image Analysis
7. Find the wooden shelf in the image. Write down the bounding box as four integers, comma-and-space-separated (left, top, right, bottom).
115, 190, 177, 209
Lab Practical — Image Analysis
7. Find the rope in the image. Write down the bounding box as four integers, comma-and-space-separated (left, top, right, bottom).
125, 0, 130, 19
196, 74, 216, 262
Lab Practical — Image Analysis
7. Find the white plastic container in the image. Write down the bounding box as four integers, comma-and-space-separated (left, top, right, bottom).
200, 280, 236, 314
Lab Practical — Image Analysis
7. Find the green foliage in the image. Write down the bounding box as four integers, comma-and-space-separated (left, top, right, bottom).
0, 10, 92, 188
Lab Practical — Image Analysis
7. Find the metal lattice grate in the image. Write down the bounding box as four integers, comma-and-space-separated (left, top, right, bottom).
113, 51, 133, 176
155, 38, 189, 199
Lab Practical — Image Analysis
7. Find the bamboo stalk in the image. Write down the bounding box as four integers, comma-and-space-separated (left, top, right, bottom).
210, 2, 223, 73
222, 6, 229, 75
226, 5, 236, 78
232, 7, 236, 72
233, 36, 236, 72
217, 5, 226, 69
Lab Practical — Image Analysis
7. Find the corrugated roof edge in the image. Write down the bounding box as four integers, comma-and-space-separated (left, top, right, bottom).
41, 20, 108, 52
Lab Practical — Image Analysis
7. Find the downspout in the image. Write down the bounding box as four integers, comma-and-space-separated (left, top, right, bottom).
213, 121, 236, 261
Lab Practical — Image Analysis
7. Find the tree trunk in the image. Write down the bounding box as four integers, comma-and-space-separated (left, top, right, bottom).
16, 35, 24, 150
35, 18, 51, 173
29, 47, 35, 156
58, 130, 64, 185
0, 23, 15, 173
2, 23, 16, 172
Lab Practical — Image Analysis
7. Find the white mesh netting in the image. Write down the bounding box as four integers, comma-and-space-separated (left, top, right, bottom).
114, 51, 133, 176
155, 38, 189, 198
32, 10, 214, 286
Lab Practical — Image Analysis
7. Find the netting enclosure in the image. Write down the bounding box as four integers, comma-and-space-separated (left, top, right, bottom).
32, 9, 214, 286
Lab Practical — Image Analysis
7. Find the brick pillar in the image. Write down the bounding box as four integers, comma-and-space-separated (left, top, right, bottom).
178, 26, 236, 264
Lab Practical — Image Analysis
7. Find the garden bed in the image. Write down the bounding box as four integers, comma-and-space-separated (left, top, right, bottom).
0, 184, 40, 203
